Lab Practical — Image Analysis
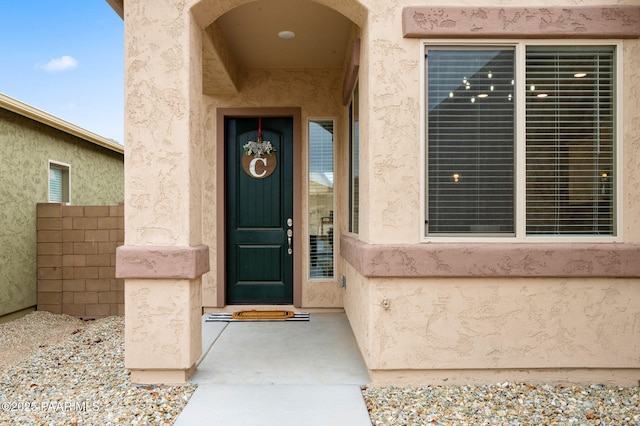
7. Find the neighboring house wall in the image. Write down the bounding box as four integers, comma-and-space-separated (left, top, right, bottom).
0, 98, 124, 318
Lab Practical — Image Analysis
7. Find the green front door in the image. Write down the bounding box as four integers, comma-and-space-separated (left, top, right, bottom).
225, 117, 294, 304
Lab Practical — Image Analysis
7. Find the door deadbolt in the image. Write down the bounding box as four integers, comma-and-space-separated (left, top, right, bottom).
286, 219, 293, 255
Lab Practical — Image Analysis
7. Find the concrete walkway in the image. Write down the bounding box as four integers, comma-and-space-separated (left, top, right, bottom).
174, 312, 372, 426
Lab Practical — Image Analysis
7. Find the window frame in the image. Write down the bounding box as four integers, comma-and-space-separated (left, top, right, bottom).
420, 39, 623, 243
48, 160, 71, 204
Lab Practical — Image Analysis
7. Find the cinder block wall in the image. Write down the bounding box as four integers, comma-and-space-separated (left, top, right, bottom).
37, 203, 124, 319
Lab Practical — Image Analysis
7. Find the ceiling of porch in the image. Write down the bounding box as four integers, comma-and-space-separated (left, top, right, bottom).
203, 0, 355, 94
106, 0, 356, 95
218, 0, 353, 69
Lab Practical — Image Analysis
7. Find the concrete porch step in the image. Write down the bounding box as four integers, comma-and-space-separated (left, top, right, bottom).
174, 312, 372, 425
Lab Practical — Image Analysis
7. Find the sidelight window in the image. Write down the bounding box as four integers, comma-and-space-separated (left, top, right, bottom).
349, 83, 360, 234
309, 120, 334, 278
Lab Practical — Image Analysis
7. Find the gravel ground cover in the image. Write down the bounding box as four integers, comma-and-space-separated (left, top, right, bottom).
2, 311, 639, 425
363, 383, 640, 425
0, 311, 195, 425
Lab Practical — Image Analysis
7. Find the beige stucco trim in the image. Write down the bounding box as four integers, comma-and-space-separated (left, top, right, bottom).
402, 6, 640, 39
0, 93, 123, 154
116, 245, 210, 279
341, 235, 640, 277
215, 107, 303, 307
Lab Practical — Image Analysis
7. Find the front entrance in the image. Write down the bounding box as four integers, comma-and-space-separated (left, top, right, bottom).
225, 116, 294, 304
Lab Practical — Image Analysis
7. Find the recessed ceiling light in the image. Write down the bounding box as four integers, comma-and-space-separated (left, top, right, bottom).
478, 93, 489, 98
574, 72, 587, 78
537, 93, 548, 98
278, 30, 296, 39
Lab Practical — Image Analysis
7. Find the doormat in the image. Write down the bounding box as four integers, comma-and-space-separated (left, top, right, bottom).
206, 310, 310, 322
233, 310, 294, 320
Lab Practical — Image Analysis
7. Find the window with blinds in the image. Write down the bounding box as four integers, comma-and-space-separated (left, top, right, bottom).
427, 48, 515, 235
49, 161, 70, 203
425, 43, 617, 238
309, 120, 334, 278
349, 83, 360, 234
526, 46, 615, 235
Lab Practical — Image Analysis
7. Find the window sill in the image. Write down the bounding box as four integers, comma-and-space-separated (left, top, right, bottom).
340, 235, 640, 278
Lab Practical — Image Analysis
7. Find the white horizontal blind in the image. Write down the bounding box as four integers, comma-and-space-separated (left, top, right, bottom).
49, 166, 63, 202
525, 46, 615, 235
309, 120, 334, 278
427, 48, 515, 235
49, 162, 70, 203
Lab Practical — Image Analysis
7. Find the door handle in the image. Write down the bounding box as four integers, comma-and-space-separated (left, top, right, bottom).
287, 229, 293, 255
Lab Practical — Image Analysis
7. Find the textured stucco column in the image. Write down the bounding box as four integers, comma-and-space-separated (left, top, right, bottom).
123, 278, 202, 384
117, 246, 209, 383
119, 0, 207, 384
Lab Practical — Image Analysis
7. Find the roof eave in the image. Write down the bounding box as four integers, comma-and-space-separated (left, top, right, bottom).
0, 93, 124, 155
105, 0, 124, 20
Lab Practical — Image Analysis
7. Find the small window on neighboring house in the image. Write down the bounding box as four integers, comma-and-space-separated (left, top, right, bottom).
49, 161, 70, 203
309, 119, 334, 279
349, 83, 360, 234
425, 42, 619, 239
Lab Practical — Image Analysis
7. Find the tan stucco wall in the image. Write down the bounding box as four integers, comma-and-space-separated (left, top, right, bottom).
623, 38, 640, 242
341, 260, 372, 360
366, 277, 640, 361
124, 2, 204, 247
340, 0, 640, 384
345, 271, 640, 386
0, 108, 124, 317
122, 0, 208, 381
119, 0, 640, 383
124, 277, 202, 383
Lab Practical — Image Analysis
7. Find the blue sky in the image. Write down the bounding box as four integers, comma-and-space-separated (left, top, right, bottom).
0, 1, 124, 144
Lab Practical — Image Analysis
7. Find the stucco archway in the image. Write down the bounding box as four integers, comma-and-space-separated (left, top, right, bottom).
191, 0, 366, 95
190, 0, 367, 31
118, 0, 367, 385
